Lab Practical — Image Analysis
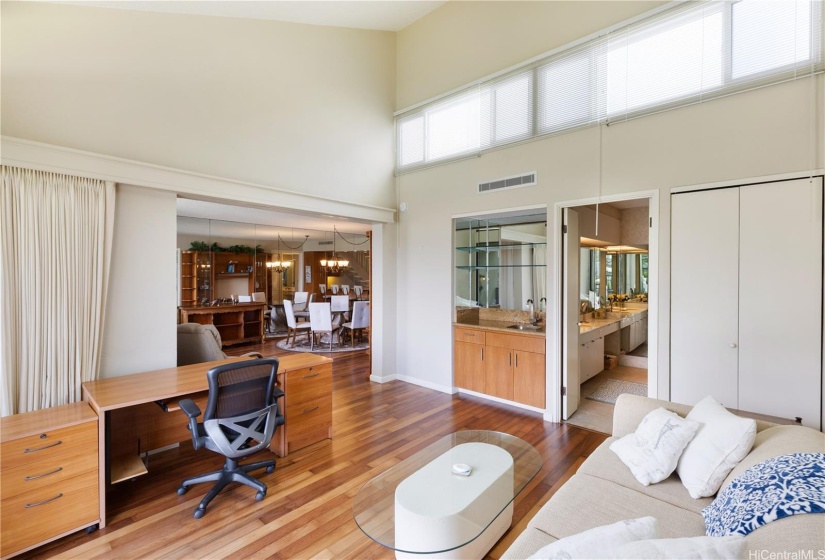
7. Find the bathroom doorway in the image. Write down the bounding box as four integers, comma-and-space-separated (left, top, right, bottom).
559, 194, 657, 434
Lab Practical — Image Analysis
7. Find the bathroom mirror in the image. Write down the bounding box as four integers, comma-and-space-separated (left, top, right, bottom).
454, 211, 547, 310
580, 248, 648, 303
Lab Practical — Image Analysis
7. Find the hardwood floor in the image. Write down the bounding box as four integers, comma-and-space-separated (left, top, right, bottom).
23, 341, 606, 560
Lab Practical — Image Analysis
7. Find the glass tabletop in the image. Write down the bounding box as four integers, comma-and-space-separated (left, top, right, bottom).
352, 430, 542, 555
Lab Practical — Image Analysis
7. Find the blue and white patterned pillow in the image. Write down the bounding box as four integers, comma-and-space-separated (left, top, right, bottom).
702, 453, 825, 537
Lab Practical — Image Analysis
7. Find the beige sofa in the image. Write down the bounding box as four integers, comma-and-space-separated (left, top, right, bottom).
503, 394, 825, 559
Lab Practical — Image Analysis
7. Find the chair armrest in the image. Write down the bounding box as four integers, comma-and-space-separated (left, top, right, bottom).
272, 387, 285, 401
179, 399, 201, 418
178, 399, 204, 450
242, 352, 264, 359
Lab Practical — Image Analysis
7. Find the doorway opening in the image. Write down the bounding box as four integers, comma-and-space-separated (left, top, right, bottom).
558, 194, 658, 434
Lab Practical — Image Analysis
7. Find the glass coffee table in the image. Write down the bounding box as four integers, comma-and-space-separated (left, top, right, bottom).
353, 430, 542, 559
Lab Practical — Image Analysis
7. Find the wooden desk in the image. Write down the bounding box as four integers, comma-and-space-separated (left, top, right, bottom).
82, 353, 332, 528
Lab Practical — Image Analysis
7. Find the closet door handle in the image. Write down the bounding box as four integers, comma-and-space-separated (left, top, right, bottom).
729, 343, 737, 348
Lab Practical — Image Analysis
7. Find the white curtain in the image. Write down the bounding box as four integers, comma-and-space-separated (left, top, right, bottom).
1, 166, 115, 416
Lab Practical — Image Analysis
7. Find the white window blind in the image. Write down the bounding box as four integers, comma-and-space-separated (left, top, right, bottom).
397, 0, 823, 173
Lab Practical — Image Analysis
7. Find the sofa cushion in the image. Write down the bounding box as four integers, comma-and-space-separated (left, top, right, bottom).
720, 425, 825, 492
610, 408, 701, 486
677, 396, 757, 499
580, 439, 713, 514
526, 473, 708, 541
501, 527, 556, 560
525, 517, 657, 560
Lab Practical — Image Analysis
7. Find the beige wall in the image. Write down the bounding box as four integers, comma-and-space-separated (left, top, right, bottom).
100, 185, 178, 377
1, 2, 397, 209
396, 0, 665, 109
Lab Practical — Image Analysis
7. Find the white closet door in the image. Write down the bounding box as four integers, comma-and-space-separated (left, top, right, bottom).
739, 178, 823, 428
671, 189, 740, 408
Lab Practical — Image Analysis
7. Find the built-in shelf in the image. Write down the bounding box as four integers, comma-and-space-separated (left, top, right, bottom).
216, 272, 252, 278
456, 242, 547, 253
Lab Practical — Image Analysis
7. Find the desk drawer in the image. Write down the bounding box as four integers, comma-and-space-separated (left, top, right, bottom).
0, 421, 97, 471
286, 396, 332, 454
1, 446, 97, 500
286, 364, 332, 408
0, 471, 98, 557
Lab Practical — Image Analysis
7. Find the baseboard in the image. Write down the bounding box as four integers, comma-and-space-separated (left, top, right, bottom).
395, 374, 455, 394
457, 388, 545, 414
369, 373, 397, 384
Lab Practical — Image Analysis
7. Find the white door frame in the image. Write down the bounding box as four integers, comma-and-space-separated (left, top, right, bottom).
548, 189, 660, 423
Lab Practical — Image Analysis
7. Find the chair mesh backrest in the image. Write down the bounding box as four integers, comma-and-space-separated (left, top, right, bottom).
351, 301, 370, 329
283, 299, 298, 329
309, 302, 332, 331
204, 359, 279, 422
331, 295, 349, 312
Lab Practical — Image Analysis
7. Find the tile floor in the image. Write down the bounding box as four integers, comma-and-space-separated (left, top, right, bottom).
564, 364, 648, 434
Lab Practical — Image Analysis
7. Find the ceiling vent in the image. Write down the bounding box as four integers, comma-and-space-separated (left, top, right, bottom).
478, 172, 537, 194
319, 240, 334, 246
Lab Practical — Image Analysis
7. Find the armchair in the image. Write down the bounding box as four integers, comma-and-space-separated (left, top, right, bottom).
177, 323, 262, 366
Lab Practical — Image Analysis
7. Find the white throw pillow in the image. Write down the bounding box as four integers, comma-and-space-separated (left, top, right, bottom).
527, 517, 657, 560
676, 396, 757, 499
614, 535, 745, 559
610, 408, 701, 486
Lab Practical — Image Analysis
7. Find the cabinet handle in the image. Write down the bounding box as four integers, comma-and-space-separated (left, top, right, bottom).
509, 353, 512, 367
303, 372, 320, 379
515, 354, 518, 367
303, 406, 319, 414
481, 348, 484, 361
25, 493, 63, 508
25, 466, 63, 481
24, 440, 62, 453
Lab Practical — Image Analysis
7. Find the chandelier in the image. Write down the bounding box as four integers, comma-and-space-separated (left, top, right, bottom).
320, 226, 349, 274
266, 234, 292, 273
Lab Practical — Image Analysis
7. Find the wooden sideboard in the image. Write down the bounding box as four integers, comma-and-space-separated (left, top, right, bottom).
179, 303, 265, 346
1, 402, 99, 558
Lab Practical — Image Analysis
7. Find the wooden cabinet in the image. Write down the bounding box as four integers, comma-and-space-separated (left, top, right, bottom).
580, 335, 605, 383
454, 326, 545, 409
1, 402, 99, 558
277, 362, 333, 455
672, 178, 823, 428
178, 303, 265, 346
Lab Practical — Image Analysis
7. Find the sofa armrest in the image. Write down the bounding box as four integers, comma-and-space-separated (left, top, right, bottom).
613, 394, 694, 437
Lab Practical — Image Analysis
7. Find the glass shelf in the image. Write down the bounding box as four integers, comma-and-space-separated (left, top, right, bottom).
456, 264, 547, 270
455, 242, 547, 253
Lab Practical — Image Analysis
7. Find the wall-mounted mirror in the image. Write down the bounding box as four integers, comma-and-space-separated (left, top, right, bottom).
454, 210, 547, 311
580, 247, 648, 305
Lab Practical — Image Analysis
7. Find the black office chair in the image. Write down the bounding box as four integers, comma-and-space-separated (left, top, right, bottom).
177, 358, 284, 518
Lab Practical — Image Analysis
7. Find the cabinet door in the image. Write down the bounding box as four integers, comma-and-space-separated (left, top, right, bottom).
485, 346, 514, 401
671, 188, 740, 408
455, 341, 485, 393
514, 351, 546, 408
738, 178, 822, 428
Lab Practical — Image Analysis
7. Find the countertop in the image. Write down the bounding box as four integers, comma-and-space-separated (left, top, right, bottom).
579, 305, 647, 336
454, 319, 546, 337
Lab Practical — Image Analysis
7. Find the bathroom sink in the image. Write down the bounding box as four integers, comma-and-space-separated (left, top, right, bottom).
508, 324, 542, 331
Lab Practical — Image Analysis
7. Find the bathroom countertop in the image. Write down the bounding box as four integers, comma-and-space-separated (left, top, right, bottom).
579, 306, 647, 336
454, 319, 546, 336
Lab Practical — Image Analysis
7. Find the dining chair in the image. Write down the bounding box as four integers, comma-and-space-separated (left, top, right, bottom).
283, 299, 310, 347
309, 302, 334, 351
293, 291, 309, 311
353, 285, 363, 300
252, 292, 270, 331
341, 301, 370, 347
331, 284, 339, 295
330, 295, 350, 334
319, 284, 326, 296
341, 285, 350, 296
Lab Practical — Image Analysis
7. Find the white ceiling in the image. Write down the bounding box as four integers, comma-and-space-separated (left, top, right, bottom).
55, 0, 446, 32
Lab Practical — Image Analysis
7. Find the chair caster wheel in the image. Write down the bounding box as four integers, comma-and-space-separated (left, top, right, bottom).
177, 486, 188, 496
266, 465, 275, 474
256, 491, 266, 501
194, 508, 205, 519
86, 524, 99, 534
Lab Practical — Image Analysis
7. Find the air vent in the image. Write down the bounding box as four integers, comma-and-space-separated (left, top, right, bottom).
478, 172, 537, 194
319, 240, 334, 246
